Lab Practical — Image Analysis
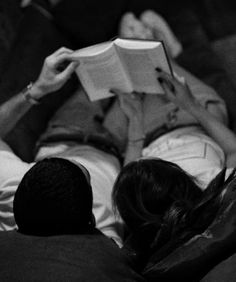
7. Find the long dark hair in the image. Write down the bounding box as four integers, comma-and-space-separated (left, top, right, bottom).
112, 158, 226, 266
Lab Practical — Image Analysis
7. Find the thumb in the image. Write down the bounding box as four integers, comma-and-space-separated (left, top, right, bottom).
117, 92, 126, 109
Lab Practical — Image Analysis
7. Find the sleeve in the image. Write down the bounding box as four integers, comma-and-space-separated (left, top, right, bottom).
0, 139, 34, 231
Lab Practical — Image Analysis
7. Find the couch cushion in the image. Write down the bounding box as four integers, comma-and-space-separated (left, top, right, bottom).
143, 170, 236, 281
0, 5, 78, 162
0, 230, 145, 282
52, 0, 128, 48
0, 0, 22, 77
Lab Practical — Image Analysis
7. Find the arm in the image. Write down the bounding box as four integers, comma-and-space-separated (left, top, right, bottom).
0, 47, 79, 138
111, 90, 144, 165
158, 70, 236, 168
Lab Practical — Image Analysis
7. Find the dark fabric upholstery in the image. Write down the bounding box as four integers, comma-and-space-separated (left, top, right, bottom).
52, 0, 128, 48
196, 0, 236, 40
142, 171, 236, 281
0, 5, 78, 162
0, 230, 144, 282
201, 253, 236, 282
0, 0, 22, 77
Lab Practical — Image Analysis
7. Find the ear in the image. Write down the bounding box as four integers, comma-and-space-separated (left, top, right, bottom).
90, 213, 96, 228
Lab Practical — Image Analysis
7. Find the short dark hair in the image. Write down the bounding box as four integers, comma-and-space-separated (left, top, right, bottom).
14, 158, 94, 236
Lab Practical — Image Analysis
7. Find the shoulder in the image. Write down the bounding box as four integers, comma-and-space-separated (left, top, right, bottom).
0, 139, 34, 231
0, 139, 34, 186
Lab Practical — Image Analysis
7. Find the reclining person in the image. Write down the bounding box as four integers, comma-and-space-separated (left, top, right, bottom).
0, 47, 123, 247
0, 156, 144, 281
104, 11, 229, 189
111, 56, 236, 281
0, 9, 231, 247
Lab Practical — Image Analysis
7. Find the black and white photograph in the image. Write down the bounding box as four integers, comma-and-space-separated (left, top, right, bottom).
0, 0, 236, 281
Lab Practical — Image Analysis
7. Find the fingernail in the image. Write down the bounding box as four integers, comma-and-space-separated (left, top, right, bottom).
158, 77, 164, 84
155, 67, 162, 72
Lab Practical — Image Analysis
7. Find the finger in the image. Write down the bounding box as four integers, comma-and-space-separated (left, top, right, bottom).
158, 71, 184, 94
158, 70, 175, 82
158, 76, 176, 93
173, 72, 186, 84
47, 53, 79, 69
110, 88, 124, 96
116, 92, 126, 110
159, 78, 176, 101
52, 47, 74, 57
112, 90, 130, 106
57, 61, 79, 80
158, 70, 185, 89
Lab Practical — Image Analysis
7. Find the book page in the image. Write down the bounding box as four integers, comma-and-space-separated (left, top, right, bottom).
115, 40, 171, 94
74, 41, 112, 56
75, 45, 132, 101
114, 38, 160, 50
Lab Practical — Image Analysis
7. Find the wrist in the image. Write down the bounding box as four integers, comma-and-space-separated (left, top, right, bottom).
22, 82, 42, 105
128, 135, 145, 147
30, 81, 47, 99
188, 101, 204, 116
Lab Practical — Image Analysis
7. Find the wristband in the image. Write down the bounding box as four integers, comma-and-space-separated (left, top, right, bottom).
128, 136, 145, 144
22, 82, 41, 105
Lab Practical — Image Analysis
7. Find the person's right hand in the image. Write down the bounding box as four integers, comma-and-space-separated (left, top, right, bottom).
157, 70, 198, 111
32, 47, 79, 99
111, 89, 143, 121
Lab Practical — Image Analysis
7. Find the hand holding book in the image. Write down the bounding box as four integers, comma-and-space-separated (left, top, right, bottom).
112, 88, 145, 164
72, 38, 173, 101
157, 69, 197, 112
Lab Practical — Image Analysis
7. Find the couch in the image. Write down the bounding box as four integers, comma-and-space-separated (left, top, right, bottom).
1, 0, 236, 281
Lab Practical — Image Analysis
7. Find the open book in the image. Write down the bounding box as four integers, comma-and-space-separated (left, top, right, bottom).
74, 38, 173, 101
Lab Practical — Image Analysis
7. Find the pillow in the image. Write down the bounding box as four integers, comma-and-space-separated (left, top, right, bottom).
0, 230, 145, 282
0, 0, 22, 77
143, 170, 236, 281
201, 253, 236, 282
52, 0, 128, 47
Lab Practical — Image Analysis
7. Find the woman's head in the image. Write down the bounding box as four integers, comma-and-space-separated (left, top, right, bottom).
113, 158, 202, 242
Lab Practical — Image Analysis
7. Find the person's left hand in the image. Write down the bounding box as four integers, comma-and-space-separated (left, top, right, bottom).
31, 47, 79, 99
157, 69, 198, 111
111, 89, 143, 121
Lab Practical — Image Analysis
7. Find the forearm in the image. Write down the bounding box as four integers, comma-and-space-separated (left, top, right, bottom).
124, 140, 144, 165
190, 102, 236, 157
0, 83, 44, 138
124, 119, 144, 165
0, 48, 79, 139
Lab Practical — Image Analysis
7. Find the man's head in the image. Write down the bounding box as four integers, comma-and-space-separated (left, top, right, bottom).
13, 158, 95, 236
